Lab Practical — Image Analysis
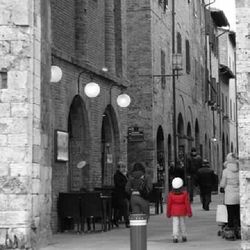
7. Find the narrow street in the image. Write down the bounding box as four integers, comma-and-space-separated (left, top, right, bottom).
41, 194, 241, 250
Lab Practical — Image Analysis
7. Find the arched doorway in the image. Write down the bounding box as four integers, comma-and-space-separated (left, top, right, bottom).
177, 113, 185, 169
187, 122, 192, 154
156, 126, 165, 187
195, 119, 200, 154
68, 95, 90, 191
101, 105, 120, 187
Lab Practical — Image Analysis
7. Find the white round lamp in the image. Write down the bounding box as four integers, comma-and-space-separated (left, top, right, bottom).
84, 82, 100, 98
50, 66, 62, 83
117, 93, 131, 108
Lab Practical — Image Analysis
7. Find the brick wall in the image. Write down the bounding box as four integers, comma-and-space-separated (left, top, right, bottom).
126, 0, 218, 184
50, 0, 129, 233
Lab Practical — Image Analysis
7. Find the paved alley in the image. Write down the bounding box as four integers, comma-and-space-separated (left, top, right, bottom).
41, 194, 242, 250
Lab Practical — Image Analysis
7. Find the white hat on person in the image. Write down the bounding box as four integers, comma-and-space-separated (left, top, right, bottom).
172, 177, 183, 189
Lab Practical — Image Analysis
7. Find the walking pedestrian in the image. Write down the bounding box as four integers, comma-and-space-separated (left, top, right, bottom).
220, 152, 241, 240
125, 162, 152, 218
113, 161, 130, 228
186, 147, 202, 202
196, 159, 216, 211
166, 177, 192, 243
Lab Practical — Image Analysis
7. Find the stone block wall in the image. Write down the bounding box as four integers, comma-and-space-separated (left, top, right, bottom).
236, 0, 250, 246
0, 0, 47, 248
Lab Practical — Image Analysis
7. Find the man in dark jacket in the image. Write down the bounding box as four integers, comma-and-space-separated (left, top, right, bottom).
113, 161, 130, 228
186, 147, 202, 202
196, 159, 216, 211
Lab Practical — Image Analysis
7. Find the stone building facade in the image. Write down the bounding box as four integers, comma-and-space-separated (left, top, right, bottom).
126, 0, 225, 186
0, 0, 130, 248
236, 0, 250, 247
0, 0, 240, 249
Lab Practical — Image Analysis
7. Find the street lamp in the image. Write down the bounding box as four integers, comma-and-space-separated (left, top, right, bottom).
117, 93, 131, 108
78, 68, 131, 107
109, 82, 131, 108
84, 82, 100, 98
50, 65, 63, 83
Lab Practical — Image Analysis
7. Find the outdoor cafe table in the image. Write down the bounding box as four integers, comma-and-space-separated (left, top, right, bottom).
58, 191, 112, 233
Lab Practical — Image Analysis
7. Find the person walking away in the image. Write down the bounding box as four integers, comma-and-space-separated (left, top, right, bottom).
125, 162, 152, 219
186, 147, 202, 202
196, 159, 216, 211
220, 152, 241, 240
113, 161, 130, 228
166, 177, 192, 243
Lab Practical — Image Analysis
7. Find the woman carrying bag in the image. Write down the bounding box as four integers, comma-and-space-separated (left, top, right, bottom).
219, 152, 241, 240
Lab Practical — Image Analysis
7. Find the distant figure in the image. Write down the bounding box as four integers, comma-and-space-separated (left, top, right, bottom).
196, 159, 216, 211
166, 177, 192, 243
220, 153, 241, 240
113, 161, 130, 228
125, 162, 152, 218
186, 147, 202, 202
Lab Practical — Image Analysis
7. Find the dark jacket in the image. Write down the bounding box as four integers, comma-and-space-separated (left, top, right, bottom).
196, 166, 215, 194
187, 154, 202, 176
113, 170, 129, 201
125, 170, 152, 200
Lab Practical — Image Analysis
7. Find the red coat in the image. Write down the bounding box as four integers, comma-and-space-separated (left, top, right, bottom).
166, 191, 192, 217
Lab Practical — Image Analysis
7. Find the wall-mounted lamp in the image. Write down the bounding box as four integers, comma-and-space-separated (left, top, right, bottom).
117, 93, 131, 108
110, 82, 131, 108
84, 82, 100, 98
77, 69, 101, 98
50, 65, 63, 83
211, 137, 217, 142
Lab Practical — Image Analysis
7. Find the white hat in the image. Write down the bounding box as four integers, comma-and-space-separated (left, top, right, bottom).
172, 177, 183, 189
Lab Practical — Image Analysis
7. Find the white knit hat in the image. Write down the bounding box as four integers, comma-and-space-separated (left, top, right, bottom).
172, 177, 183, 189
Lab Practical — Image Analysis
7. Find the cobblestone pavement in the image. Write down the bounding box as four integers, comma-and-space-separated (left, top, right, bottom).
41, 194, 242, 250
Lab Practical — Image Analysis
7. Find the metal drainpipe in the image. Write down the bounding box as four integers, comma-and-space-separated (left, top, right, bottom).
234, 49, 239, 155
172, 0, 177, 167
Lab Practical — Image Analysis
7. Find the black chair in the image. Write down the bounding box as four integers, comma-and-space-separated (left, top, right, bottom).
80, 192, 104, 232
58, 193, 81, 232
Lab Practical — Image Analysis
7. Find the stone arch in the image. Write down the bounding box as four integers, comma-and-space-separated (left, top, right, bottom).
177, 112, 185, 159
68, 95, 91, 191
188, 106, 193, 127
187, 122, 192, 154
101, 104, 120, 186
156, 126, 165, 186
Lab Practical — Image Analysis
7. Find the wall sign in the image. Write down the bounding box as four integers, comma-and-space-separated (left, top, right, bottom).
128, 126, 144, 142
55, 130, 69, 162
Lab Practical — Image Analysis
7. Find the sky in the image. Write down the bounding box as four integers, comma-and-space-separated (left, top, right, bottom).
211, 0, 236, 31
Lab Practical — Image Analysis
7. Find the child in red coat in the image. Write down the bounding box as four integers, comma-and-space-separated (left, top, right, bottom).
166, 177, 192, 243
